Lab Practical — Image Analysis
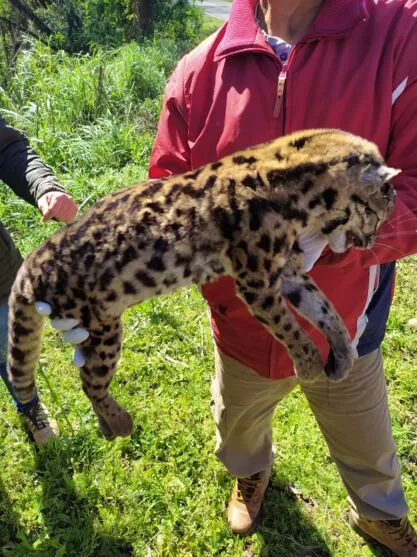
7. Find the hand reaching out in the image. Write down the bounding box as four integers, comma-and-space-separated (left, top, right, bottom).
37, 191, 78, 224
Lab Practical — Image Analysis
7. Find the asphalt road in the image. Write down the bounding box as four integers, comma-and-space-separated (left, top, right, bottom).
198, 0, 231, 21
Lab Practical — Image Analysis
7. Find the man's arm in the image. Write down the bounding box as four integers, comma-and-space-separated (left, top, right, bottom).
0, 117, 77, 222
0, 117, 67, 206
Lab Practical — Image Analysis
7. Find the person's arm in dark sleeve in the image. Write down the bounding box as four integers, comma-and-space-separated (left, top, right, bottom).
0, 118, 66, 207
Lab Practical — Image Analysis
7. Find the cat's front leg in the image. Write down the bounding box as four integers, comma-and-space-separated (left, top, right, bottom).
281, 258, 353, 382
235, 273, 324, 382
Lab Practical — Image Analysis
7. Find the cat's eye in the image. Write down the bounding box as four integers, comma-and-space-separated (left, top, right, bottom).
382, 183, 392, 195
365, 207, 374, 216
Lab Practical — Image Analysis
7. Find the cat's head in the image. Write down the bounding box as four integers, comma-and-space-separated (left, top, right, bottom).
264, 130, 398, 253
321, 163, 398, 253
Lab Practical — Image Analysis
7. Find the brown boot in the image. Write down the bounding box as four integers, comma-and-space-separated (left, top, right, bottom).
20, 401, 59, 445
227, 468, 271, 535
350, 509, 417, 556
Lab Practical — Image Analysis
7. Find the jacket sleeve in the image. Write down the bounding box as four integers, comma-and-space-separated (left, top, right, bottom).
0, 118, 65, 207
320, 76, 417, 269
148, 58, 192, 179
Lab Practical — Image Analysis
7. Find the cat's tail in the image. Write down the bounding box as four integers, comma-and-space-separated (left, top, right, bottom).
7, 263, 44, 405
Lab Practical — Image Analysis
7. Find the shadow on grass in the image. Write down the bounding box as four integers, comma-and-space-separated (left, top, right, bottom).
245, 471, 391, 557
0, 476, 23, 553
27, 436, 133, 557
238, 471, 333, 557
1, 440, 393, 556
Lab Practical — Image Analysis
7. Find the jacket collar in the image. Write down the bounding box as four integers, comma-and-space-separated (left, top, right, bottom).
214, 0, 368, 61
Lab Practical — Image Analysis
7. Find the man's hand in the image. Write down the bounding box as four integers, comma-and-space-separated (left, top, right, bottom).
37, 192, 78, 224
298, 228, 328, 272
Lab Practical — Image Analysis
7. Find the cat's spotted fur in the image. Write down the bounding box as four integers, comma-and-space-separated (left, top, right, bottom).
7, 129, 396, 440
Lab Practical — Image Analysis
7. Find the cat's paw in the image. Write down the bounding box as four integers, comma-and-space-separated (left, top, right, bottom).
294, 346, 324, 382
324, 346, 354, 382
98, 415, 117, 441
96, 403, 134, 440
110, 409, 134, 437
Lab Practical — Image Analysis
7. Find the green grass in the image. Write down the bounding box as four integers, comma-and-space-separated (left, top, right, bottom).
4, 266, 417, 557
0, 15, 417, 557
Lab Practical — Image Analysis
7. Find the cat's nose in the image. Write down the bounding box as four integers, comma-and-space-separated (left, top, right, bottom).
350, 234, 373, 248
364, 234, 375, 247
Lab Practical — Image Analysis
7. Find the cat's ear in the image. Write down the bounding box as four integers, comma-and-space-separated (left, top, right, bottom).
377, 166, 401, 181
360, 165, 401, 189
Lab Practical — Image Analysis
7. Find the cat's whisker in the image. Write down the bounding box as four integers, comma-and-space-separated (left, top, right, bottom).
386, 211, 417, 226
368, 248, 381, 266
373, 242, 405, 257
377, 231, 417, 239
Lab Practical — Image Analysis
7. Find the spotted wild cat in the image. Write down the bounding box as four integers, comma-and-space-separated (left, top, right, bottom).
7, 129, 397, 440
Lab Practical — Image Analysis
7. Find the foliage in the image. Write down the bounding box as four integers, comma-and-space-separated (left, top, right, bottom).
153, 1, 204, 55
0, 37, 186, 186
0, 0, 204, 54
0, 0, 211, 239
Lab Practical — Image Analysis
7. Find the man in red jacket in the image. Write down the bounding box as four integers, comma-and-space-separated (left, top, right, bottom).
149, 0, 417, 553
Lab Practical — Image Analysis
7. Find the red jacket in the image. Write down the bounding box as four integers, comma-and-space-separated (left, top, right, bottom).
149, 0, 417, 379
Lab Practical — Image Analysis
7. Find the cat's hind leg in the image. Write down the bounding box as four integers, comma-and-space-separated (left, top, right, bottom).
78, 317, 133, 440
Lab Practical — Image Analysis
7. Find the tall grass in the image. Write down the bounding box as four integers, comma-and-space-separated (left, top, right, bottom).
0, 35, 186, 254
0, 39, 175, 174
0, 8, 221, 254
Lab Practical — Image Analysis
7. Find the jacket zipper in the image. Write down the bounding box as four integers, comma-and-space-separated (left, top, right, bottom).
272, 44, 300, 129
273, 67, 287, 118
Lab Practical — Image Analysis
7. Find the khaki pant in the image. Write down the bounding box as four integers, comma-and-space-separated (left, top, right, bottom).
211, 347, 408, 521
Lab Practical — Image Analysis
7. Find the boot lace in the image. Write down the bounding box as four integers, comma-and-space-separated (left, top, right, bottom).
24, 402, 48, 431
236, 473, 263, 503
384, 518, 417, 549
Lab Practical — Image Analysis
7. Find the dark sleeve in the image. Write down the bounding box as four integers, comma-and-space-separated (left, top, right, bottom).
0, 118, 65, 207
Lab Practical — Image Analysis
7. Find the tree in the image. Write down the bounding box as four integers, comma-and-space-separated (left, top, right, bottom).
0, 0, 195, 55
6, 0, 53, 35
137, 0, 152, 36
